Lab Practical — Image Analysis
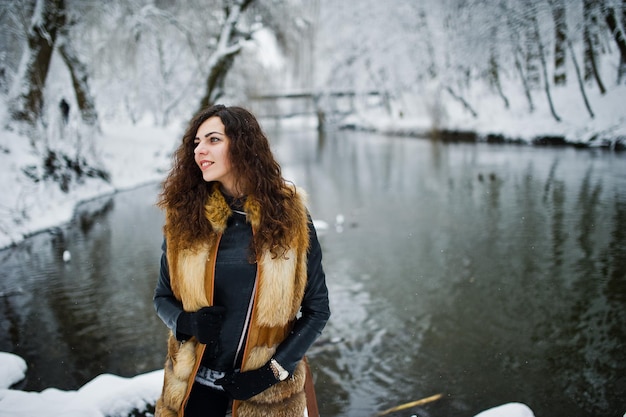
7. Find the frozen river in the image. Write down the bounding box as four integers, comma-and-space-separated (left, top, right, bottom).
1, 127, 625, 417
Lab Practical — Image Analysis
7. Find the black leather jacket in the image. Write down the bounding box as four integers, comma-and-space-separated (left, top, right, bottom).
153, 210, 330, 374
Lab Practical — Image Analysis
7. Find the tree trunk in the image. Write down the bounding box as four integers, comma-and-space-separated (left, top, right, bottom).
513, 43, 534, 112
604, 3, 626, 60
197, 0, 255, 110
568, 40, 594, 118
550, 0, 567, 86
444, 86, 478, 118
583, 0, 606, 93
619, 55, 626, 84
524, 25, 541, 90
604, 3, 626, 83
583, 0, 595, 81
57, 37, 99, 128
488, 26, 509, 108
199, 52, 237, 108
532, 13, 561, 122
9, 0, 65, 126
584, 35, 607, 93
506, 14, 534, 112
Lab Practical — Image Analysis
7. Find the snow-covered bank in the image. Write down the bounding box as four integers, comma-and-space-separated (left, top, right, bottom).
1, 89, 625, 251
338, 80, 626, 149
0, 351, 538, 417
0, 352, 161, 417
0, 121, 179, 250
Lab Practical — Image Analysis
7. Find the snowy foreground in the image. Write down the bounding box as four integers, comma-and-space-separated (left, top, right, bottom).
0, 352, 538, 417
0, 352, 161, 417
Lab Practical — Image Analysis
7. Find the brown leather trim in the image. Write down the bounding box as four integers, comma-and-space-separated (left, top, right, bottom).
177, 342, 205, 417
178, 234, 221, 417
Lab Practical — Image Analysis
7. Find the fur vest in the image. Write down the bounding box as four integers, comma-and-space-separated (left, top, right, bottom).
155, 185, 311, 417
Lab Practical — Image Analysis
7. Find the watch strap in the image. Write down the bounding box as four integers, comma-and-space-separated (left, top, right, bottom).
270, 358, 289, 381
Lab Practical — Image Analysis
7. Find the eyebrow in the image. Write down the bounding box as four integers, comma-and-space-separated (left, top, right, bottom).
195, 131, 225, 140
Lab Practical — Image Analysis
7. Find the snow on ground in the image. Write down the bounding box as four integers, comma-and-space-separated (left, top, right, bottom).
0, 119, 179, 249
0, 353, 26, 390
347, 80, 626, 147
0, 352, 535, 417
0, 352, 162, 417
472, 403, 535, 417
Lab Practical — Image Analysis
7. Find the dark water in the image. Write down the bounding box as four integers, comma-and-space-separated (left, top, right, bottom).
1, 126, 625, 417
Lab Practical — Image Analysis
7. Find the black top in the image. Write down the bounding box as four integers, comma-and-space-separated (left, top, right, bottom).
153, 198, 330, 374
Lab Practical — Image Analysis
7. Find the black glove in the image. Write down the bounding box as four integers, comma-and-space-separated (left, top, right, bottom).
215, 361, 280, 400
177, 306, 226, 356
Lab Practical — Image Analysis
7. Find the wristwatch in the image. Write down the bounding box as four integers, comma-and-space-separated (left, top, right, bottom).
270, 358, 289, 381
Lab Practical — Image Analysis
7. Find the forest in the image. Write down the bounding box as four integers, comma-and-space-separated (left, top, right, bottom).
0, 0, 625, 244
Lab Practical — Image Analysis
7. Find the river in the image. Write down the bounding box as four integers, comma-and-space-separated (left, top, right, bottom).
1, 126, 625, 417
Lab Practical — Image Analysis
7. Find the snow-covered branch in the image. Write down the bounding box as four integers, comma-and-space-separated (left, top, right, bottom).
198, 0, 258, 108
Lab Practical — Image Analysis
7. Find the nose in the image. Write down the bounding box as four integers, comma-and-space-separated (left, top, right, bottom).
194, 142, 207, 155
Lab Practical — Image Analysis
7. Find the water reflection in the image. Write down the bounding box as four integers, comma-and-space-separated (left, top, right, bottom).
1, 127, 624, 417
0, 185, 167, 390
277, 129, 626, 417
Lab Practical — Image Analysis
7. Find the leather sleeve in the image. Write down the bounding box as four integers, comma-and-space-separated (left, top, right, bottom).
153, 239, 191, 340
273, 218, 331, 374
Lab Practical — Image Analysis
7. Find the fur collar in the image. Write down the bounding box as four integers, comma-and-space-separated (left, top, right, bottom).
203, 183, 263, 233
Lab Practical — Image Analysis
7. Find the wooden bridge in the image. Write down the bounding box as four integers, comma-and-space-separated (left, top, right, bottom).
247, 90, 385, 128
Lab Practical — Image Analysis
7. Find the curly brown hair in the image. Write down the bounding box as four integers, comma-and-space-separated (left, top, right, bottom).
158, 104, 300, 259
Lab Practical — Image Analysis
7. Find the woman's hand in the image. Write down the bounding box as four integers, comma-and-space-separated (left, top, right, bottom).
177, 306, 226, 357
215, 361, 280, 400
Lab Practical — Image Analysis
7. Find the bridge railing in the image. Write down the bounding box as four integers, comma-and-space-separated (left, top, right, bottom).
247, 90, 384, 128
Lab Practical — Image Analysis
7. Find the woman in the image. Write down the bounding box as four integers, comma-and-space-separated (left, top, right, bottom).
153, 105, 330, 417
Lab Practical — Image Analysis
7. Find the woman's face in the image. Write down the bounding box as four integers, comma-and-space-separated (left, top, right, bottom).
194, 116, 238, 195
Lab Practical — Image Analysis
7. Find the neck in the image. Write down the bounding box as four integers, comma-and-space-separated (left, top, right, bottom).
219, 184, 245, 199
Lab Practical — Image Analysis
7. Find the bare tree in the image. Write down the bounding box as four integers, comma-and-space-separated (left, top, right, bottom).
6, 0, 99, 130
549, 0, 567, 86
488, 25, 510, 108
524, 20, 542, 90
583, 0, 607, 93
568, 40, 595, 118
57, 24, 98, 127
198, 0, 256, 109
8, 0, 65, 127
506, 10, 535, 112
604, 0, 626, 83
81, 0, 308, 124
4, 0, 108, 192
529, 4, 561, 122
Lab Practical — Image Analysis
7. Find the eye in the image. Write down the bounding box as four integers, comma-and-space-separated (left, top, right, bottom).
210, 136, 221, 143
